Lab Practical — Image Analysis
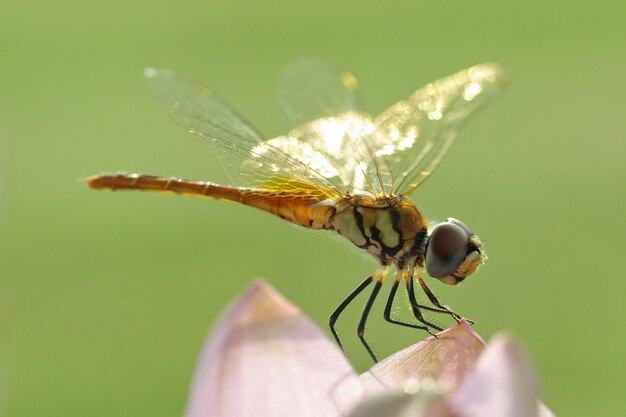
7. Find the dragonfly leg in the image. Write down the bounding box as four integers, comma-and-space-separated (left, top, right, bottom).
384, 272, 436, 336
329, 275, 373, 352
405, 271, 445, 332
410, 300, 475, 325
357, 278, 383, 363
416, 270, 464, 322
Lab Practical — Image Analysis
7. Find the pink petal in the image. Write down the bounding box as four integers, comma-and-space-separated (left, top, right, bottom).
449, 334, 547, 417
361, 321, 486, 394
346, 390, 455, 417
184, 280, 364, 417
538, 403, 555, 417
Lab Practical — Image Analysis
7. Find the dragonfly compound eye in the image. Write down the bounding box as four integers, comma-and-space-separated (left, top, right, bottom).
425, 218, 485, 285
426, 222, 469, 278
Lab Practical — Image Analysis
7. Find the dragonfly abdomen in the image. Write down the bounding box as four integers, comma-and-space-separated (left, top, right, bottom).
86, 172, 336, 230
238, 192, 336, 230
86, 173, 246, 202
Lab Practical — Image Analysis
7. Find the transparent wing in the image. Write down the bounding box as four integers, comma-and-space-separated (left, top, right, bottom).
278, 57, 361, 127
144, 67, 345, 198
277, 58, 392, 196
370, 63, 507, 195
281, 113, 386, 195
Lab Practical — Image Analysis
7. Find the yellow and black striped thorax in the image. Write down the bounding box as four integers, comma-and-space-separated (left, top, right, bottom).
330, 195, 428, 268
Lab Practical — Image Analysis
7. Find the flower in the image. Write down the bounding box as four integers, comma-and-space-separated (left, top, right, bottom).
183, 280, 554, 417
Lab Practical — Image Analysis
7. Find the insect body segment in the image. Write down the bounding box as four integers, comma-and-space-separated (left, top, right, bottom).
87, 172, 336, 229
88, 59, 504, 362
331, 195, 427, 269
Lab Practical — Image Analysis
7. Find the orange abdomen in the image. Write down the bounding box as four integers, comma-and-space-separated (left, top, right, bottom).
86, 173, 336, 230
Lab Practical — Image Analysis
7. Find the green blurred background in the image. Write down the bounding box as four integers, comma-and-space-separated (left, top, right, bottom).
1, 0, 624, 416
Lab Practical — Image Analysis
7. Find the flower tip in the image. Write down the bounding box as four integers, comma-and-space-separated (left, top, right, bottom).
234, 279, 300, 325
429, 319, 487, 347
487, 333, 535, 371
456, 318, 473, 329
245, 277, 272, 295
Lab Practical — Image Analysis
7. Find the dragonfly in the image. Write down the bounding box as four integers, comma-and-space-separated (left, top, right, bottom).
87, 58, 506, 362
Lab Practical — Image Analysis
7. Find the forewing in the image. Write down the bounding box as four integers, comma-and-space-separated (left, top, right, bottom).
143, 68, 343, 197
371, 63, 506, 195
278, 58, 361, 126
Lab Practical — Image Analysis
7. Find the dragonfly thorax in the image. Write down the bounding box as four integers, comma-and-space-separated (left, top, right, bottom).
330, 195, 428, 269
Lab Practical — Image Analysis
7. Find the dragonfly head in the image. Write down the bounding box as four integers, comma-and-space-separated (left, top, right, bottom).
425, 218, 485, 285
